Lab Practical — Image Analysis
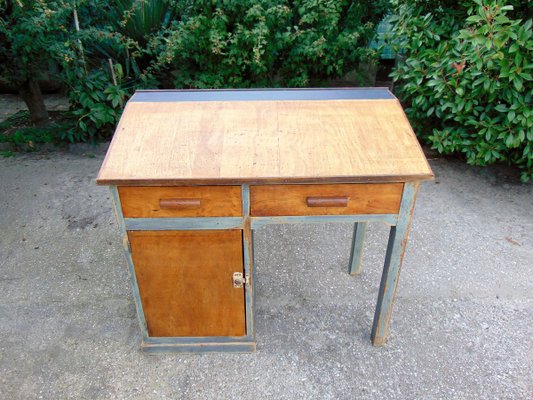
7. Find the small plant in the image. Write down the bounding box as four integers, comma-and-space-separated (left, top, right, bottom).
387, 0, 532, 181
0, 111, 30, 131
62, 67, 127, 143
56, 0, 164, 142
0, 110, 74, 151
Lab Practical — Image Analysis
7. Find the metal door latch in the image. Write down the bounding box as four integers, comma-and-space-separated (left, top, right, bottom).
232, 272, 249, 288
123, 235, 131, 253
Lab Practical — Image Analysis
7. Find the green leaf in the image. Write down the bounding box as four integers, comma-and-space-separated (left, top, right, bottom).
508, 43, 519, 53
466, 15, 483, 23
523, 19, 532, 33
505, 134, 514, 147
515, 52, 523, 66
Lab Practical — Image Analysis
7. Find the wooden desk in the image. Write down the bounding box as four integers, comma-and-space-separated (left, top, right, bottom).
97, 88, 434, 353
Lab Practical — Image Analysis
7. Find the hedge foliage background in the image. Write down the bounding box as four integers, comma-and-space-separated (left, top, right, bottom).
0, 0, 532, 180
386, 0, 532, 181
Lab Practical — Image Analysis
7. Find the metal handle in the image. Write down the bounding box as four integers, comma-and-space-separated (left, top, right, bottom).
159, 198, 201, 209
306, 196, 349, 207
233, 272, 249, 288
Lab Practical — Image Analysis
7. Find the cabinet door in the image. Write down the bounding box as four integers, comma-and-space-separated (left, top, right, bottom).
128, 230, 246, 337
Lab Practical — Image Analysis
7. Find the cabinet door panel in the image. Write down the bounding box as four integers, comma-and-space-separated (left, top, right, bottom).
128, 230, 245, 337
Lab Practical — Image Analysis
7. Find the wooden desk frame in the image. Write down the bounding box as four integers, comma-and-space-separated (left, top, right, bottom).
110, 181, 418, 353
98, 88, 433, 354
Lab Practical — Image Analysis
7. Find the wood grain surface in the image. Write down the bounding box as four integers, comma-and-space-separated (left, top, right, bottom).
128, 230, 246, 337
250, 183, 403, 216
96, 96, 434, 185
118, 186, 242, 217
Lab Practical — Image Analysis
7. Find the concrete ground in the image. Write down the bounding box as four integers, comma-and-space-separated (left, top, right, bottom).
0, 148, 531, 400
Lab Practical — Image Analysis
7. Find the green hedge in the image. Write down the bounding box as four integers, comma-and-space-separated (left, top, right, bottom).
151, 0, 388, 88
386, 0, 532, 181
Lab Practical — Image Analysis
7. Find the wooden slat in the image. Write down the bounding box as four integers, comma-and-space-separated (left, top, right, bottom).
142, 342, 256, 354
250, 183, 403, 216
372, 182, 419, 346
131, 88, 395, 102
348, 222, 367, 275
96, 94, 434, 186
118, 186, 241, 217
124, 217, 244, 230
128, 230, 246, 337
241, 184, 255, 337
250, 214, 398, 229
143, 335, 255, 344
109, 186, 149, 339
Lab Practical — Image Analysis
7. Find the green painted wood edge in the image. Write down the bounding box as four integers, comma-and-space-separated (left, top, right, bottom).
141, 342, 256, 354
110, 186, 149, 341
124, 217, 244, 230
242, 184, 255, 338
371, 182, 418, 345
348, 222, 367, 275
251, 214, 397, 229
144, 335, 255, 345
242, 184, 251, 217
132, 88, 394, 103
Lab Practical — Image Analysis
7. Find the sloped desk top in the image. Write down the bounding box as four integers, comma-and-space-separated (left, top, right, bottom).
96, 88, 433, 186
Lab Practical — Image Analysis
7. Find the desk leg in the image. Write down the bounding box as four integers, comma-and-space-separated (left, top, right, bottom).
371, 182, 419, 346
348, 222, 367, 275
242, 185, 255, 340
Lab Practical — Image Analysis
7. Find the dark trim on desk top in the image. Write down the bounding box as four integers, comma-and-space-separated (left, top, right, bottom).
130, 88, 395, 103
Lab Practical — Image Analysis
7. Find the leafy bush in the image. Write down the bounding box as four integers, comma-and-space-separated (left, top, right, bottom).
0, 1, 131, 142
61, 65, 127, 142
54, 0, 161, 142
387, 0, 532, 181
0, 1, 72, 126
152, 0, 389, 88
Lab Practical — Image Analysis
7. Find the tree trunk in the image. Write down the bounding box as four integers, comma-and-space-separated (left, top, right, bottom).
18, 78, 49, 127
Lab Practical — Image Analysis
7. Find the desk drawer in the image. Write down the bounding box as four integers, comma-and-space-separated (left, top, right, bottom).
250, 183, 403, 216
118, 186, 242, 218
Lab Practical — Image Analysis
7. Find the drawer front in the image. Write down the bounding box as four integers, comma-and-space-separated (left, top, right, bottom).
250, 183, 403, 216
119, 186, 242, 218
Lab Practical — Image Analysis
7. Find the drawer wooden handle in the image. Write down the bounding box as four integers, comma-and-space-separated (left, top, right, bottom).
306, 196, 349, 207
159, 198, 202, 209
